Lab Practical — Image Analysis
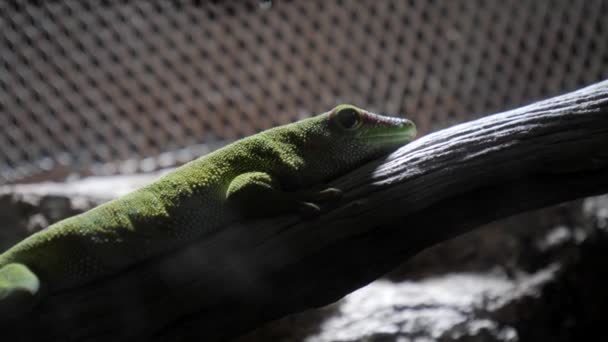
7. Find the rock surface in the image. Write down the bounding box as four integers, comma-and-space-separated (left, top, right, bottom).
1, 176, 607, 341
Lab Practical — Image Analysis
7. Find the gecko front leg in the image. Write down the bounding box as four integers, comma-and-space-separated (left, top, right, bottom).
226, 172, 342, 218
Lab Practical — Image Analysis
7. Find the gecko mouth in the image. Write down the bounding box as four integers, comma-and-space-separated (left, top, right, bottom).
362, 120, 417, 145
365, 132, 417, 145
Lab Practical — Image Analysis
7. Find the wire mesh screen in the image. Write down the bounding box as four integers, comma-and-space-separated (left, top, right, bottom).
1, 1, 607, 184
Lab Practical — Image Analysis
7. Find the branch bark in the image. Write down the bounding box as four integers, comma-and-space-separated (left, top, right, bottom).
5, 80, 608, 341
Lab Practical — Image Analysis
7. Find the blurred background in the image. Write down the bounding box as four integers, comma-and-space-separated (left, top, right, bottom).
1, 1, 608, 341
1, 0, 607, 184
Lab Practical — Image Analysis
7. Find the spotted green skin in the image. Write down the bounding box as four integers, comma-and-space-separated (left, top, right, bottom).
0, 105, 416, 294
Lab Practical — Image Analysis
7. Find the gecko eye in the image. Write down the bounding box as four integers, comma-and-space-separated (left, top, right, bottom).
333, 107, 362, 130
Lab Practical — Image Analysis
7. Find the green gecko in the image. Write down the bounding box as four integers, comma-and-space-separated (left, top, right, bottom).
0, 104, 416, 317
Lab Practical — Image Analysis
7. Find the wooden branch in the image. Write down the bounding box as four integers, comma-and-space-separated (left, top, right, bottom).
5, 80, 608, 341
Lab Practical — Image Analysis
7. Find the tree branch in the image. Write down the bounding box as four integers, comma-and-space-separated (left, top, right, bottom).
4, 80, 608, 341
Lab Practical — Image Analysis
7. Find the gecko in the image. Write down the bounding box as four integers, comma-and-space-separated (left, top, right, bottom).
0, 104, 416, 317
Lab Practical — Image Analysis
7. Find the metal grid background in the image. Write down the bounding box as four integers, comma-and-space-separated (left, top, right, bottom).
1, 1, 607, 184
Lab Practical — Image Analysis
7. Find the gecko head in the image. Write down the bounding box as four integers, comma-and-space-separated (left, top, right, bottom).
325, 104, 417, 157
267, 104, 417, 182
287, 104, 417, 181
